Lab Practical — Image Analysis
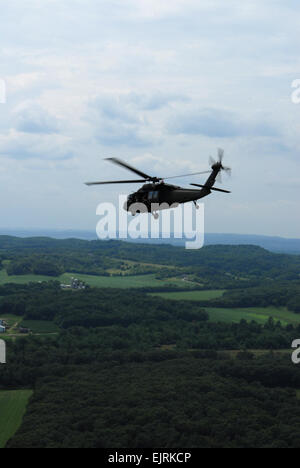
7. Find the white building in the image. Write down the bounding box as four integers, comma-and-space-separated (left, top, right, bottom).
0, 325, 6, 333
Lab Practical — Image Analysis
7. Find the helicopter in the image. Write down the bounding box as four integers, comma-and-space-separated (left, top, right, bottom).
85, 148, 231, 219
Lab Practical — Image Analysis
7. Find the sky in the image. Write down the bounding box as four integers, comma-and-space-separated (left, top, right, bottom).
0, 0, 300, 237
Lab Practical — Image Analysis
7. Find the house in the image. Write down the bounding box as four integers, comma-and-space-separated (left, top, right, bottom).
0, 325, 6, 333
61, 278, 86, 290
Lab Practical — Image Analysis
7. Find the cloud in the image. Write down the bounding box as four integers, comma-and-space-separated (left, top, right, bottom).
127, 92, 188, 110
0, 0, 299, 235
0, 129, 73, 160
167, 108, 279, 138
87, 92, 184, 147
13, 103, 59, 135
94, 121, 155, 148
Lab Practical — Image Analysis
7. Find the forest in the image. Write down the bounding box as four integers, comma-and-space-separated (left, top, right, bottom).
0, 236, 300, 448
2, 331, 300, 448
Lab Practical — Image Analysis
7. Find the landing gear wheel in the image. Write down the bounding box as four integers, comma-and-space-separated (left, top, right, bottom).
153, 212, 159, 220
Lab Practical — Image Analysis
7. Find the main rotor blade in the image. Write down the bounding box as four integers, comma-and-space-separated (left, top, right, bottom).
165, 171, 211, 180
105, 157, 153, 180
191, 184, 231, 193
85, 179, 147, 186
209, 155, 216, 166
218, 148, 224, 162
223, 166, 232, 176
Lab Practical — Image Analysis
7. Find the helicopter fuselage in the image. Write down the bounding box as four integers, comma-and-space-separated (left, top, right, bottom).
125, 181, 212, 214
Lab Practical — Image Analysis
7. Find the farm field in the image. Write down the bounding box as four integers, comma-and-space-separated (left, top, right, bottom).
0, 269, 57, 285
150, 290, 300, 325
60, 273, 197, 289
0, 390, 33, 448
107, 259, 177, 275
20, 320, 60, 334
0, 269, 197, 290
151, 290, 226, 301
205, 307, 300, 325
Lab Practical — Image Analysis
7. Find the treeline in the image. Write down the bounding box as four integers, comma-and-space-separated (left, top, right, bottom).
5, 253, 114, 277
194, 282, 300, 313
2, 335, 300, 448
6, 257, 63, 277
0, 282, 208, 328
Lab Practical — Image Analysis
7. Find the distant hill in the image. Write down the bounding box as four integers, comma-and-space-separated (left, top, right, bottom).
205, 233, 300, 255
0, 229, 300, 254
0, 235, 299, 284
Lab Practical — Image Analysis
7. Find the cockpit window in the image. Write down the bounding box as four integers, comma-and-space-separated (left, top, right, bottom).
148, 191, 159, 201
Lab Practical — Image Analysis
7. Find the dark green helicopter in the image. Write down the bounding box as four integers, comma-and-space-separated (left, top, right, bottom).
86, 148, 231, 219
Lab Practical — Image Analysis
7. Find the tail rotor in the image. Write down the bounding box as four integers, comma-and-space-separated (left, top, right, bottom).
210, 148, 231, 182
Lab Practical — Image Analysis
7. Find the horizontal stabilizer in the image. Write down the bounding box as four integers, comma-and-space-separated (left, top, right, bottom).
191, 184, 231, 193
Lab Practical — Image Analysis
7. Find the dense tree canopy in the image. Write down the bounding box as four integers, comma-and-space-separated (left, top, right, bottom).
1, 236, 300, 448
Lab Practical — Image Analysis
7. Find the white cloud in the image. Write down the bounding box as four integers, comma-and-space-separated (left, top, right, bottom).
0, 0, 299, 235
13, 102, 59, 134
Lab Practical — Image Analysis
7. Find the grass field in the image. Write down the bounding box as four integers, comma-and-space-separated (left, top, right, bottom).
0, 390, 33, 448
20, 320, 60, 334
61, 272, 193, 289
0, 269, 196, 290
151, 290, 226, 301
0, 269, 57, 285
149, 289, 300, 325
205, 307, 300, 325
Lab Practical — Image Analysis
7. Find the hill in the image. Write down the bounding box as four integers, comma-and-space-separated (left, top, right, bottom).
1, 229, 300, 254
0, 236, 299, 284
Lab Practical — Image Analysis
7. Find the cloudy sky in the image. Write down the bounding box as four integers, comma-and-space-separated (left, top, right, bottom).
0, 0, 300, 237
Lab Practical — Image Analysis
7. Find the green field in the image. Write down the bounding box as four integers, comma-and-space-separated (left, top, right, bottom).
0, 269, 57, 285
60, 273, 196, 289
0, 269, 196, 290
151, 290, 226, 301
0, 390, 33, 448
205, 307, 300, 325
20, 320, 60, 334
149, 289, 300, 325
